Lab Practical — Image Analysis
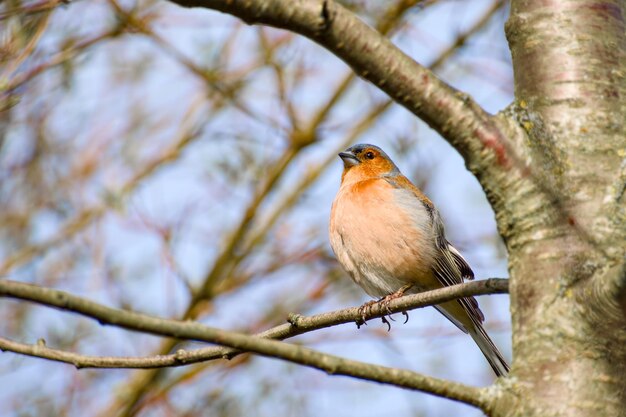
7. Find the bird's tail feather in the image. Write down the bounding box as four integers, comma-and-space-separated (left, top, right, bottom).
432, 299, 510, 377
468, 324, 510, 377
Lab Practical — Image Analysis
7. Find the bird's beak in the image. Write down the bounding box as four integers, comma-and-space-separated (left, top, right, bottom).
338, 151, 359, 167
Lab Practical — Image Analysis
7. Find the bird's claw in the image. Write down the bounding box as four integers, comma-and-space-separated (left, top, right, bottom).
402, 311, 409, 324
381, 315, 391, 331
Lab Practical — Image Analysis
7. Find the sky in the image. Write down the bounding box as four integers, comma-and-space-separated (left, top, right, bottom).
0, 0, 514, 416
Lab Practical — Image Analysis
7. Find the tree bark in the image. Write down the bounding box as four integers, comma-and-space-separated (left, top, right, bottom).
495, 1, 626, 416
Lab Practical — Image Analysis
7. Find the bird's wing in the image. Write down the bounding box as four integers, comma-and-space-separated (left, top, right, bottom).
384, 175, 484, 324
383, 176, 507, 374
429, 208, 474, 281
429, 206, 485, 323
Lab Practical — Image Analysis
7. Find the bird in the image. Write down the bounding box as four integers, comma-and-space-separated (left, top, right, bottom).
329, 143, 510, 377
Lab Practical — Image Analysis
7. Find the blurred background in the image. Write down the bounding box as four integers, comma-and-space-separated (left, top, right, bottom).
0, 0, 513, 415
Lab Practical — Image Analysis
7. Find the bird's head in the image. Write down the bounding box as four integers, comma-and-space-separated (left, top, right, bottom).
338, 144, 400, 184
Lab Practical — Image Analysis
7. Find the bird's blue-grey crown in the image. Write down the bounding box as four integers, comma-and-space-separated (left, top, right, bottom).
339, 143, 400, 174
345, 144, 386, 156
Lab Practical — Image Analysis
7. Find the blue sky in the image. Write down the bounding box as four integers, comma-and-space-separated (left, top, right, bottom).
0, 1, 514, 415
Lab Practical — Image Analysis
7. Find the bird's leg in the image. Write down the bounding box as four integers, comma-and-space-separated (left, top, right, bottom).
380, 284, 413, 315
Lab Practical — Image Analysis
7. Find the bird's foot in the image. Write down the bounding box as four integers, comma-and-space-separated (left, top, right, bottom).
356, 301, 393, 331
380, 284, 413, 315
356, 300, 377, 328
355, 285, 412, 330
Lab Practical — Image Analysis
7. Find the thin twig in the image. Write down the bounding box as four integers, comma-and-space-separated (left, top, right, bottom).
429, 0, 505, 71
1, 30, 116, 96
0, 98, 206, 275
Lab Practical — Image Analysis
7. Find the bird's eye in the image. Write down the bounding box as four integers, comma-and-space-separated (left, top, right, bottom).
365, 152, 375, 159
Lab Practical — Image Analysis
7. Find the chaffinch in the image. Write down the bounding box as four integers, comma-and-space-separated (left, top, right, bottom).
329, 143, 509, 377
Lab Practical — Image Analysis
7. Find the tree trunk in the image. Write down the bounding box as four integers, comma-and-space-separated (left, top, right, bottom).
489, 1, 626, 416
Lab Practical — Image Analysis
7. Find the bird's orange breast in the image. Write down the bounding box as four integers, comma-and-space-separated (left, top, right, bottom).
329, 178, 438, 296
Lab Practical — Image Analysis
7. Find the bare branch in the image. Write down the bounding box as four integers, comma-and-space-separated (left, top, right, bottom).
0, 99, 206, 274
166, 0, 513, 167
0, 337, 181, 369
0, 278, 507, 408
0, 334, 487, 409
0, 278, 507, 364
0, 0, 66, 20
107, 0, 262, 122
0, 7, 52, 79
1, 30, 117, 97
